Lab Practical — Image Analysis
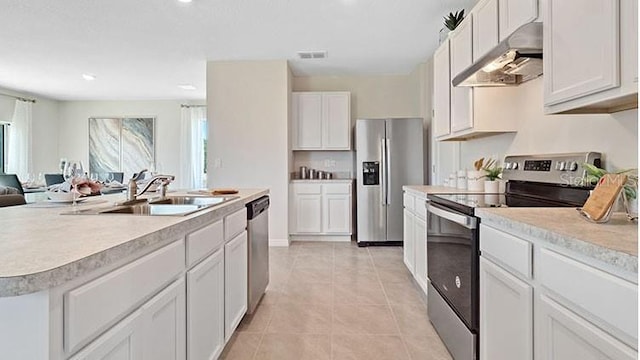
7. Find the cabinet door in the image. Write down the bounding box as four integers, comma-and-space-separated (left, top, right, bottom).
414, 216, 427, 288
450, 16, 474, 133
433, 40, 451, 138
322, 194, 352, 234
480, 257, 533, 360
224, 231, 248, 342
544, 0, 620, 106
403, 209, 415, 274
473, 0, 499, 60
322, 93, 351, 150
187, 248, 224, 360
293, 194, 323, 233
69, 311, 143, 360
499, 0, 538, 41
293, 93, 323, 149
142, 278, 186, 360
535, 293, 636, 360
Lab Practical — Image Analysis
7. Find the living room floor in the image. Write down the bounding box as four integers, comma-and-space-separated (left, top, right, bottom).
221, 241, 452, 360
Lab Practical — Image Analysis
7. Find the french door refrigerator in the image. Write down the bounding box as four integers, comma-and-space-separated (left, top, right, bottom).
356, 118, 425, 246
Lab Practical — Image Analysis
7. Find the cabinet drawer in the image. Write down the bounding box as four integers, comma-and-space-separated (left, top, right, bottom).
537, 247, 638, 343
414, 197, 427, 220
225, 208, 247, 241
64, 239, 185, 354
480, 225, 531, 279
323, 183, 350, 195
403, 193, 415, 212
187, 220, 224, 267
293, 184, 322, 194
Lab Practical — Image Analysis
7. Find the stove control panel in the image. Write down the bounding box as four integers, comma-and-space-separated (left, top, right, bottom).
502, 152, 602, 186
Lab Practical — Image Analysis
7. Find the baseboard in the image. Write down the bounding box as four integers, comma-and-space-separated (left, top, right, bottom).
289, 234, 352, 242
269, 238, 291, 247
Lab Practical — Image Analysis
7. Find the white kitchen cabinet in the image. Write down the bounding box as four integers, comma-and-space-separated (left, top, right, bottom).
187, 248, 224, 360
473, 0, 499, 60
224, 231, 248, 342
433, 40, 451, 138
403, 209, 415, 274
141, 278, 186, 360
499, 0, 538, 41
69, 310, 143, 360
544, 0, 638, 114
292, 92, 351, 150
449, 15, 474, 134
290, 182, 353, 239
535, 293, 636, 360
480, 257, 533, 360
413, 216, 427, 287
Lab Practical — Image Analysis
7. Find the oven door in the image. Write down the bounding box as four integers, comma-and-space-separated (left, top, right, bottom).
427, 200, 479, 332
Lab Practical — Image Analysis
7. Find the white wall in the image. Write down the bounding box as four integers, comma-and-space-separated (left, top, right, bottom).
57, 100, 203, 188
0, 86, 60, 175
459, 78, 638, 172
207, 60, 291, 246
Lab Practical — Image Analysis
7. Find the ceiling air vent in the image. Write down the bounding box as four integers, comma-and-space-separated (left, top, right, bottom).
297, 51, 328, 59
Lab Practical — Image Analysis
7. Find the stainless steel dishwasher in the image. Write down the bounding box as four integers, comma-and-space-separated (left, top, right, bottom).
246, 196, 269, 314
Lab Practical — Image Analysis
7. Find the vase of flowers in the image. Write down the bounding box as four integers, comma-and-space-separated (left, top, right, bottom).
483, 159, 502, 193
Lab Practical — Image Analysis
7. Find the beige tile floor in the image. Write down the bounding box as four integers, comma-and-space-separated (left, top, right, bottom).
221, 241, 453, 360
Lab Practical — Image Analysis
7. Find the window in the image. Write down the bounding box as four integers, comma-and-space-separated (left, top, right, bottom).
201, 118, 208, 186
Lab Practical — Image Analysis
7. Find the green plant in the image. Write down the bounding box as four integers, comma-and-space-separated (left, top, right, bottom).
444, 10, 465, 31
482, 159, 502, 181
582, 163, 638, 200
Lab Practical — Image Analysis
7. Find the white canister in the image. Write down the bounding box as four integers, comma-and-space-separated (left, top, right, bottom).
484, 180, 499, 193
456, 170, 467, 190
449, 173, 457, 188
467, 170, 484, 192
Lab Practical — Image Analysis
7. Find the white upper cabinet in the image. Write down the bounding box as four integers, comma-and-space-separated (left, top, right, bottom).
499, 0, 538, 41
292, 92, 351, 150
544, 0, 638, 114
473, 0, 499, 60
450, 15, 475, 133
433, 40, 451, 138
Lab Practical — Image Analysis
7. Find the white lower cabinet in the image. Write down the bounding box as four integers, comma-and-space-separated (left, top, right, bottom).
413, 216, 427, 289
69, 310, 144, 360
480, 257, 533, 360
535, 293, 636, 360
187, 248, 225, 360
402, 191, 427, 295
290, 181, 353, 237
224, 231, 248, 342
403, 209, 415, 274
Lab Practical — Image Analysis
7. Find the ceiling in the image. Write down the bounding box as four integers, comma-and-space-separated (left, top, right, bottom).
0, 0, 475, 101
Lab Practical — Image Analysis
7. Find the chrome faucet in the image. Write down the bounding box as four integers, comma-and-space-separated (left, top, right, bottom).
126, 174, 175, 202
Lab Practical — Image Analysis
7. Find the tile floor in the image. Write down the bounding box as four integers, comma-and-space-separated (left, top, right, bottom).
221, 241, 453, 360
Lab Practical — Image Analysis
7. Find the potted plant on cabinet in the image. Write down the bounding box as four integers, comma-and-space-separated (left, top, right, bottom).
483, 159, 503, 193
440, 10, 465, 43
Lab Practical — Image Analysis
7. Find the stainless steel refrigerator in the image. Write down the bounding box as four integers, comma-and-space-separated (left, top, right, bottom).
356, 118, 424, 246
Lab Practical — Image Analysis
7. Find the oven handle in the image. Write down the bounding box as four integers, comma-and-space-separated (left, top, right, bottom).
427, 202, 477, 229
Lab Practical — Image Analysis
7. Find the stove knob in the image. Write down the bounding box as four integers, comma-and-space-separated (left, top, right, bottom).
568, 161, 578, 171
504, 162, 512, 170
555, 162, 563, 170
558, 161, 567, 171
512, 162, 519, 170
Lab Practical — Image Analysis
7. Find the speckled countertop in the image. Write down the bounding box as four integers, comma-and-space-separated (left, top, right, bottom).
0, 189, 268, 297
477, 207, 638, 274
403, 185, 499, 195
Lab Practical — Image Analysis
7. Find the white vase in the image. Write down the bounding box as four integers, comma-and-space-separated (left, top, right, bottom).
484, 180, 499, 193
467, 170, 484, 192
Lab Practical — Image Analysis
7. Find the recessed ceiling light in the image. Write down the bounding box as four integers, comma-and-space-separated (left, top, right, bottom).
178, 84, 196, 90
82, 73, 96, 81
177, 0, 192, 3
297, 51, 328, 59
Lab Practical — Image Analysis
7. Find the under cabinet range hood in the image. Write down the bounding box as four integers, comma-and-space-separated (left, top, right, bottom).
452, 22, 543, 87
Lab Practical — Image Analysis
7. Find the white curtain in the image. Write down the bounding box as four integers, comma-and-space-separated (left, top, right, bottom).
180, 106, 207, 189
7, 100, 33, 180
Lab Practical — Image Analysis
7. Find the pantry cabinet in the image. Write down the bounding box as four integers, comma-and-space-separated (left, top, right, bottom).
290, 181, 353, 240
544, 0, 638, 114
498, 0, 538, 41
292, 92, 351, 150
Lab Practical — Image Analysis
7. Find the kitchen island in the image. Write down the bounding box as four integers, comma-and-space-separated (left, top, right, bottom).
0, 188, 268, 360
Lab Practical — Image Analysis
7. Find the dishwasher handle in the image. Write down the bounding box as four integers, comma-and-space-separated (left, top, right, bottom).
247, 196, 270, 219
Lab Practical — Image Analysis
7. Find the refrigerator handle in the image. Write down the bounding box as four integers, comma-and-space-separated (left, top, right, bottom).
380, 138, 386, 205
385, 138, 391, 205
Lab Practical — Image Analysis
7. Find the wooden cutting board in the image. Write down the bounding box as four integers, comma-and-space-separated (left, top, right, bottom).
210, 188, 239, 195
581, 174, 627, 221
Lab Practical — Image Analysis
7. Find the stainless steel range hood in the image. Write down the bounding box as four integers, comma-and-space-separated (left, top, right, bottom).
452, 22, 543, 87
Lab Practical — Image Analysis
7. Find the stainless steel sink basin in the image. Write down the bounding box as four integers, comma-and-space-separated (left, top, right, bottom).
62, 195, 239, 216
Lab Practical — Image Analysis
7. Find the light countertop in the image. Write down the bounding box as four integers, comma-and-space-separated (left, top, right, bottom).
0, 189, 268, 297
291, 178, 354, 183
477, 207, 638, 274
403, 185, 498, 195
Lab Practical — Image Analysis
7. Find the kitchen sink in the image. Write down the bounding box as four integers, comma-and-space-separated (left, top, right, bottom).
63, 195, 239, 216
